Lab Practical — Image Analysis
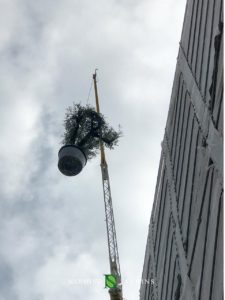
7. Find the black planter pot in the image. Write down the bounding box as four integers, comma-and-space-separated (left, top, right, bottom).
58, 145, 87, 176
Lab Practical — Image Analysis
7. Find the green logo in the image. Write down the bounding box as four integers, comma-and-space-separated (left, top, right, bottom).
104, 274, 117, 289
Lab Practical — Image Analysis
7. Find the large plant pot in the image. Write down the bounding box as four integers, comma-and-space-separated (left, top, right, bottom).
58, 145, 87, 176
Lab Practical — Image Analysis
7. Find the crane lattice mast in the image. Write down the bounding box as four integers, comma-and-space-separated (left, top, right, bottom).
93, 71, 123, 300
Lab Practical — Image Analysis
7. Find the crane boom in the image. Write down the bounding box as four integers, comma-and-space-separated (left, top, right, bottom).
93, 72, 123, 300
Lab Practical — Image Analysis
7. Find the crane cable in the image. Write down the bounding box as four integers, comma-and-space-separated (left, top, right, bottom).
86, 76, 94, 105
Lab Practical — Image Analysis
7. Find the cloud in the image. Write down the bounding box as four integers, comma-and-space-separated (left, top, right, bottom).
0, 0, 186, 299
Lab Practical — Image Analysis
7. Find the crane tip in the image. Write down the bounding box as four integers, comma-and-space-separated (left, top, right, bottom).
93, 68, 98, 79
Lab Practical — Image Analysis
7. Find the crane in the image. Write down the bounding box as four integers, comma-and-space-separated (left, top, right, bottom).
93, 71, 123, 300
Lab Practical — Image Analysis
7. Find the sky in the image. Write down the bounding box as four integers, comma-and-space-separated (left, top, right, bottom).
0, 0, 186, 299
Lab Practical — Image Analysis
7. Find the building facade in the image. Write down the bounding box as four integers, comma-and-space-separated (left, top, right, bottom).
140, 0, 223, 299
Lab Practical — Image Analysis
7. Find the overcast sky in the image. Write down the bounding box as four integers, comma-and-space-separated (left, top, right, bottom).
0, 0, 186, 299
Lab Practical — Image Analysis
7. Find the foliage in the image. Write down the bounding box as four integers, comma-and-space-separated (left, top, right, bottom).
62, 103, 122, 160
